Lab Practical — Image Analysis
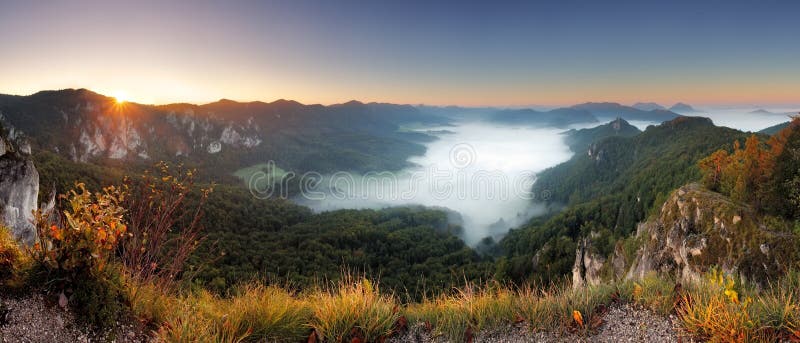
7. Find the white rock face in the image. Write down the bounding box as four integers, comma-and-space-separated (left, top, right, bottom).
108, 137, 128, 159
241, 136, 262, 148
0, 139, 39, 244
572, 237, 606, 289
220, 126, 241, 145
207, 141, 222, 154
220, 124, 261, 148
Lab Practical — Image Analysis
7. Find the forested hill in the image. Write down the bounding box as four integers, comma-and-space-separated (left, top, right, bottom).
189, 185, 492, 299
499, 116, 754, 283
760, 121, 790, 135
562, 117, 641, 153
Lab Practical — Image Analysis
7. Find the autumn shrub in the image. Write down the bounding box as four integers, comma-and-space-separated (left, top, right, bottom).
31, 183, 127, 274
28, 182, 129, 328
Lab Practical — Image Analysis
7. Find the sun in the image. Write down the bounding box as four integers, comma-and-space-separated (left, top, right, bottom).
112, 91, 128, 104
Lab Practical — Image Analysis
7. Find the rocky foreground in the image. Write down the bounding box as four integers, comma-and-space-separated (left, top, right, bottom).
2, 294, 688, 342
0, 294, 147, 343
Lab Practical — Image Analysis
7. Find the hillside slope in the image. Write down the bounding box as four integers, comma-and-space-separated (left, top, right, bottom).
501, 117, 753, 283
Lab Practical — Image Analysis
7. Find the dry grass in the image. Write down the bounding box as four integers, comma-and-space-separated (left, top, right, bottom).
405, 282, 517, 341
107, 268, 800, 343
147, 285, 310, 343
0, 225, 27, 285
307, 277, 399, 342
677, 269, 800, 343
623, 272, 677, 315
403, 281, 619, 340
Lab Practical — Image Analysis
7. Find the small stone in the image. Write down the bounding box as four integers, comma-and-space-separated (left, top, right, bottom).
58, 292, 68, 309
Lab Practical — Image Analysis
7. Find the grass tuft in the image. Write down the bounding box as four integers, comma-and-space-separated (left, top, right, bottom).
308, 277, 399, 342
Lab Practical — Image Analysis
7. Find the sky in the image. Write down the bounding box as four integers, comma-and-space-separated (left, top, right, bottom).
0, 0, 798, 107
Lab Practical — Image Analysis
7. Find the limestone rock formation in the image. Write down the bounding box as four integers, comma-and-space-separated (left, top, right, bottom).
0, 125, 39, 244
571, 183, 799, 287
572, 235, 606, 288
626, 183, 798, 284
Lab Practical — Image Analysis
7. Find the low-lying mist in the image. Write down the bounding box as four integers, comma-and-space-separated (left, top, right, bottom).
700, 107, 797, 132
294, 122, 574, 245
289, 107, 797, 246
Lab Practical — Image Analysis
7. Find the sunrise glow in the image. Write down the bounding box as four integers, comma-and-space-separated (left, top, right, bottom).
113, 91, 128, 104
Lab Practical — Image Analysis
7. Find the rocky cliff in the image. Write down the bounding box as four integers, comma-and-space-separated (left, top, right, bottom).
0, 124, 39, 244
573, 183, 799, 287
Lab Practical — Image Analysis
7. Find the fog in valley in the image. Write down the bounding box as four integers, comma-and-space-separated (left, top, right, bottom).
293, 106, 796, 246
295, 122, 573, 245
700, 107, 797, 132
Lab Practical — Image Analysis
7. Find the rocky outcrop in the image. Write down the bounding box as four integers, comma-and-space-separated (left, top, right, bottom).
626, 183, 798, 284
570, 183, 800, 288
572, 235, 606, 288
0, 126, 39, 244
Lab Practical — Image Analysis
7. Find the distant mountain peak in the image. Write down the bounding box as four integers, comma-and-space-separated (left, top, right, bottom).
569, 102, 680, 122
632, 102, 666, 111
339, 100, 365, 106
574, 101, 622, 107
30, 88, 107, 100
669, 102, 699, 113
270, 99, 303, 106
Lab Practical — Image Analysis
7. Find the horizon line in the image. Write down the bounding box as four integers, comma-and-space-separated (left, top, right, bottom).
2, 87, 799, 110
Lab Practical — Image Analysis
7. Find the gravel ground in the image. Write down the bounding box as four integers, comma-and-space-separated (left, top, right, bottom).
0, 294, 149, 343
390, 304, 691, 343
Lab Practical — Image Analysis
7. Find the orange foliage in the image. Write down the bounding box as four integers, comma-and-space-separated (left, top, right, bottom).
31, 183, 127, 273
699, 117, 800, 209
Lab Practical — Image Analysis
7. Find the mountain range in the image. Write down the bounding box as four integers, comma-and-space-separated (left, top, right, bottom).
0, 89, 450, 178
0, 89, 696, 179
